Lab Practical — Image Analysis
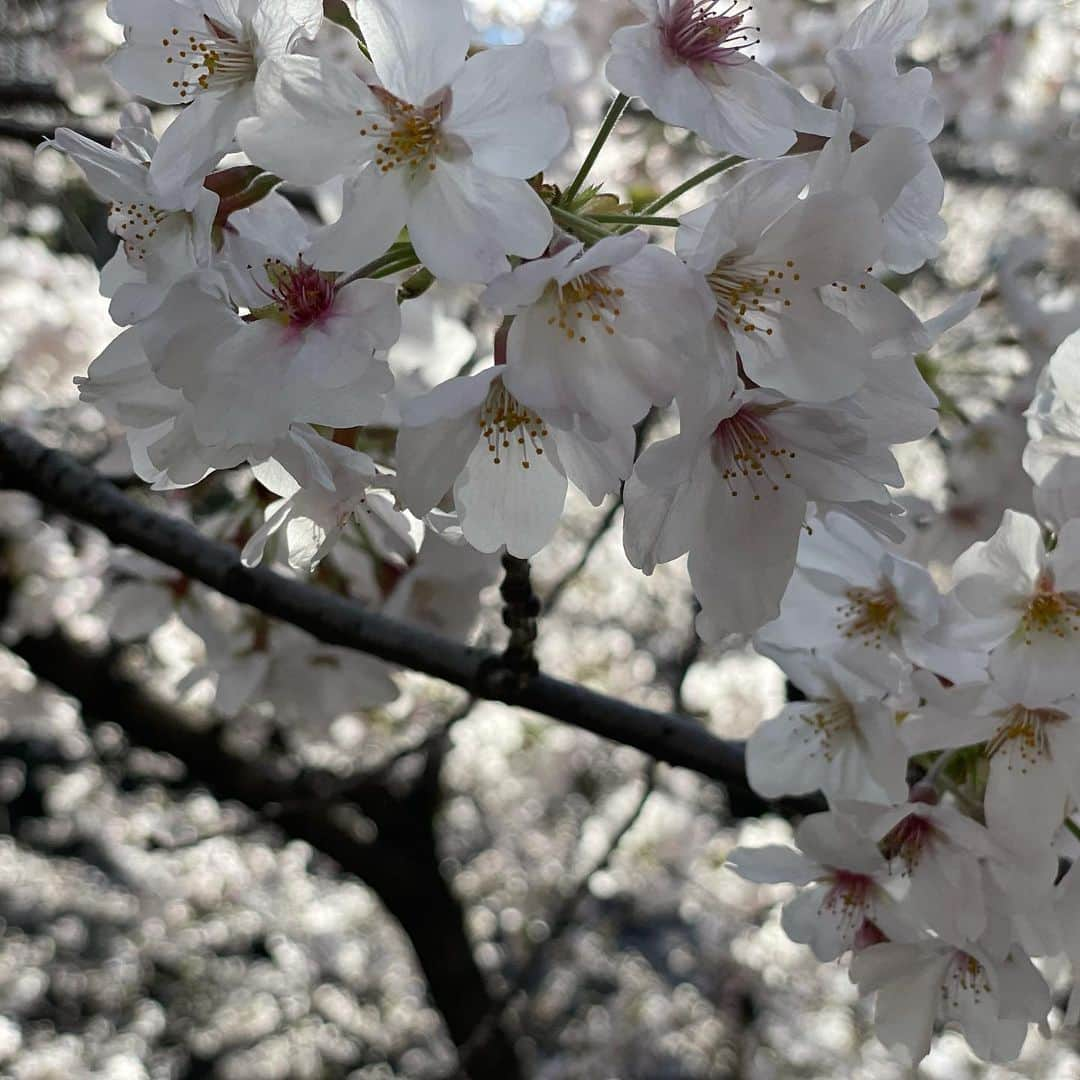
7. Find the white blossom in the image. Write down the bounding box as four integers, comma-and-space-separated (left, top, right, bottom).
238, 0, 568, 283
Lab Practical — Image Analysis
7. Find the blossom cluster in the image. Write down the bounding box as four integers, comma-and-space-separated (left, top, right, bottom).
38, 0, 1080, 1067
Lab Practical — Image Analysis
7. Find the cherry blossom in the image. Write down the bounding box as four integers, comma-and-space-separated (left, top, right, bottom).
1024, 329, 1080, 528
238, 0, 568, 283
756, 512, 957, 677
396, 366, 632, 558
745, 647, 910, 804
945, 510, 1080, 703
675, 162, 889, 402
137, 258, 400, 472
106, 0, 323, 201
241, 425, 416, 573
852, 938, 1050, 1066
823, 0, 947, 273
727, 811, 911, 961
606, 0, 836, 158
483, 231, 714, 432
44, 104, 218, 324
623, 367, 903, 639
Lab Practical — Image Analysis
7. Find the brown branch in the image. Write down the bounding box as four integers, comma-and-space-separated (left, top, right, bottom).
0, 422, 812, 818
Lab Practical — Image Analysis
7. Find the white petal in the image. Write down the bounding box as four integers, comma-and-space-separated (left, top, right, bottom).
308, 163, 410, 273
454, 435, 567, 557
408, 161, 552, 284
354, 0, 470, 104
446, 39, 569, 177
240, 56, 380, 185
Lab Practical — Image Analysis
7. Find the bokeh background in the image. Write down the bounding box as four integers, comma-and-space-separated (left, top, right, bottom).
1, 0, 1079, 1076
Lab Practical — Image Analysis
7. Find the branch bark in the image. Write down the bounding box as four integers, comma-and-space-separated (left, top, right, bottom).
0, 423, 813, 819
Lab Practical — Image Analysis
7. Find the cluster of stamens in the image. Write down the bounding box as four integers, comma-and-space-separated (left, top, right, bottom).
711, 407, 794, 500
879, 813, 936, 875
547, 273, 625, 344
161, 18, 255, 99
479, 380, 549, 469
820, 870, 874, 932
364, 89, 443, 175
108, 201, 169, 261
255, 257, 336, 329
659, 0, 758, 66
800, 701, 855, 761
941, 952, 991, 1009
986, 705, 1065, 772
1017, 569, 1080, 644
836, 582, 899, 646
706, 258, 799, 335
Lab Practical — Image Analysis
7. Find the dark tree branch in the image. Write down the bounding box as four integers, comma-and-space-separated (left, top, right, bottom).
0, 423, 814, 818
2, 622, 521, 1079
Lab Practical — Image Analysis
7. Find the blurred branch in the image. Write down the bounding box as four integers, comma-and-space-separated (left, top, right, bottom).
0, 117, 110, 146
451, 762, 657, 1077
1, 620, 521, 1080
0, 423, 815, 817
0, 82, 69, 107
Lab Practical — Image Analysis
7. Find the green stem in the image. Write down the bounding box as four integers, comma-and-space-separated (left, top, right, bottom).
550, 205, 610, 243
1066, 818, 1080, 843
587, 213, 679, 227
640, 155, 742, 216
561, 92, 629, 207
342, 246, 416, 284
398, 267, 435, 302
369, 255, 422, 280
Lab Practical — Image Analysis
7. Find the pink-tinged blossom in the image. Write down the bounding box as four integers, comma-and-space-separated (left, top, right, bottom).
727, 812, 911, 961
238, 0, 568, 284
606, 0, 835, 158
622, 368, 902, 641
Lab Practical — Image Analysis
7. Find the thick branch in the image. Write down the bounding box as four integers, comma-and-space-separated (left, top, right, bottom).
0, 424, 812, 817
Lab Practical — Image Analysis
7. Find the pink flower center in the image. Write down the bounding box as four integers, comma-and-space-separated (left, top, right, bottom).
880, 813, 936, 874
259, 257, 336, 329
711, 406, 795, 500
821, 869, 874, 931
659, 0, 757, 67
